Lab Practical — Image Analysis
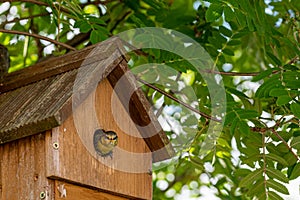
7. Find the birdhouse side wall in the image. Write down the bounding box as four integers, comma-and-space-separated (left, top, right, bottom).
0, 132, 54, 200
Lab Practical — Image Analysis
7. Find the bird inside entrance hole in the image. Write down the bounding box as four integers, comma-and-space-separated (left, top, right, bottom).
93, 129, 118, 158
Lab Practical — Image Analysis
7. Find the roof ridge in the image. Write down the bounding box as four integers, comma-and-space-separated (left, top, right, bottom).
0, 38, 123, 93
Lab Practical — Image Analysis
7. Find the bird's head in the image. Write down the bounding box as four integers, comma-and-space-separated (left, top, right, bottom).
103, 130, 118, 146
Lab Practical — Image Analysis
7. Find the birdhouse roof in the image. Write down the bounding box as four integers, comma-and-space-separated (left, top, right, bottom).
0, 37, 173, 162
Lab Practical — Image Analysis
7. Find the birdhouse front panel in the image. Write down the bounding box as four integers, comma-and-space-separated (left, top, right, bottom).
45, 78, 153, 199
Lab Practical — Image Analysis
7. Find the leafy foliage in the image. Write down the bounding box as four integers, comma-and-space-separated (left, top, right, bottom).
1, 0, 300, 199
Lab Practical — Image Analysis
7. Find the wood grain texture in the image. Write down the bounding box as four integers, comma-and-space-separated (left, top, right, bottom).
0, 132, 54, 200
54, 181, 130, 200
0, 37, 172, 160
0, 55, 123, 144
46, 79, 153, 199
0, 70, 76, 144
0, 37, 123, 93
107, 61, 174, 162
0, 45, 9, 79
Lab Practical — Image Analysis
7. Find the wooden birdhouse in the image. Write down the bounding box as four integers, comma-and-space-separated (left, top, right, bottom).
0, 38, 173, 200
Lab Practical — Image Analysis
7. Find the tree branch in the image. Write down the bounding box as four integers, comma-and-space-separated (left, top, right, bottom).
0, 13, 50, 28
252, 126, 300, 162
201, 69, 266, 76
128, 46, 299, 77
7, 0, 48, 7
65, 33, 90, 48
136, 76, 222, 123
270, 128, 300, 162
8, 0, 70, 14
0, 29, 76, 51
80, 0, 118, 7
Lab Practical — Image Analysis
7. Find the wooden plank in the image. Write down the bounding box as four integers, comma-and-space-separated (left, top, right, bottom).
54, 181, 130, 200
46, 79, 153, 199
0, 133, 54, 199
107, 60, 174, 162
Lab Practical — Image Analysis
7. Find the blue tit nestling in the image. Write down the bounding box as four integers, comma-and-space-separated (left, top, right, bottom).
93, 129, 118, 158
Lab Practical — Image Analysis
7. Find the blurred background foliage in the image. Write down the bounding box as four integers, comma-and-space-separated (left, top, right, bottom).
0, 0, 300, 199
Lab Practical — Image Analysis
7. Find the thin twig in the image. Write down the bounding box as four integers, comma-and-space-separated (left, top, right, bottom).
271, 128, 300, 162
127, 46, 299, 77
287, 55, 299, 65
0, 13, 50, 28
136, 77, 222, 123
253, 126, 300, 162
7, 0, 70, 14
7, 0, 48, 6
80, 0, 117, 7
200, 69, 278, 76
0, 29, 76, 51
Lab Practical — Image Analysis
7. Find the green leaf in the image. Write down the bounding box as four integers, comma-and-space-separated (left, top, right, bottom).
227, 40, 241, 46
224, 111, 236, 126
227, 87, 249, 99
238, 120, 250, 135
285, 80, 300, 89
247, 178, 264, 196
277, 143, 289, 153
269, 88, 288, 97
266, 168, 289, 183
143, 0, 163, 10
256, 192, 267, 199
291, 136, 300, 149
293, 130, 300, 137
268, 191, 284, 200
129, 14, 146, 27
246, 15, 255, 31
206, 3, 223, 22
239, 168, 263, 187
230, 118, 239, 135
208, 33, 227, 49
282, 71, 300, 81
236, 109, 259, 119
291, 103, 300, 119
235, 10, 246, 27
255, 74, 282, 98
252, 68, 278, 82
276, 95, 292, 106
283, 152, 298, 167
267, 179, 289, 195
267, 52, 282, 65
253, 98, 262, 115
224, 6, 235, 21
219, 26, 232, 37
232, 29, 249, 38
74, 20, 91, 33
283, 64, 299, 71
289, 163, 300, 180
90, 29, 105, 44
222, 48, 234, 56
265, 153, 289, 166
234, 168, 252, 177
